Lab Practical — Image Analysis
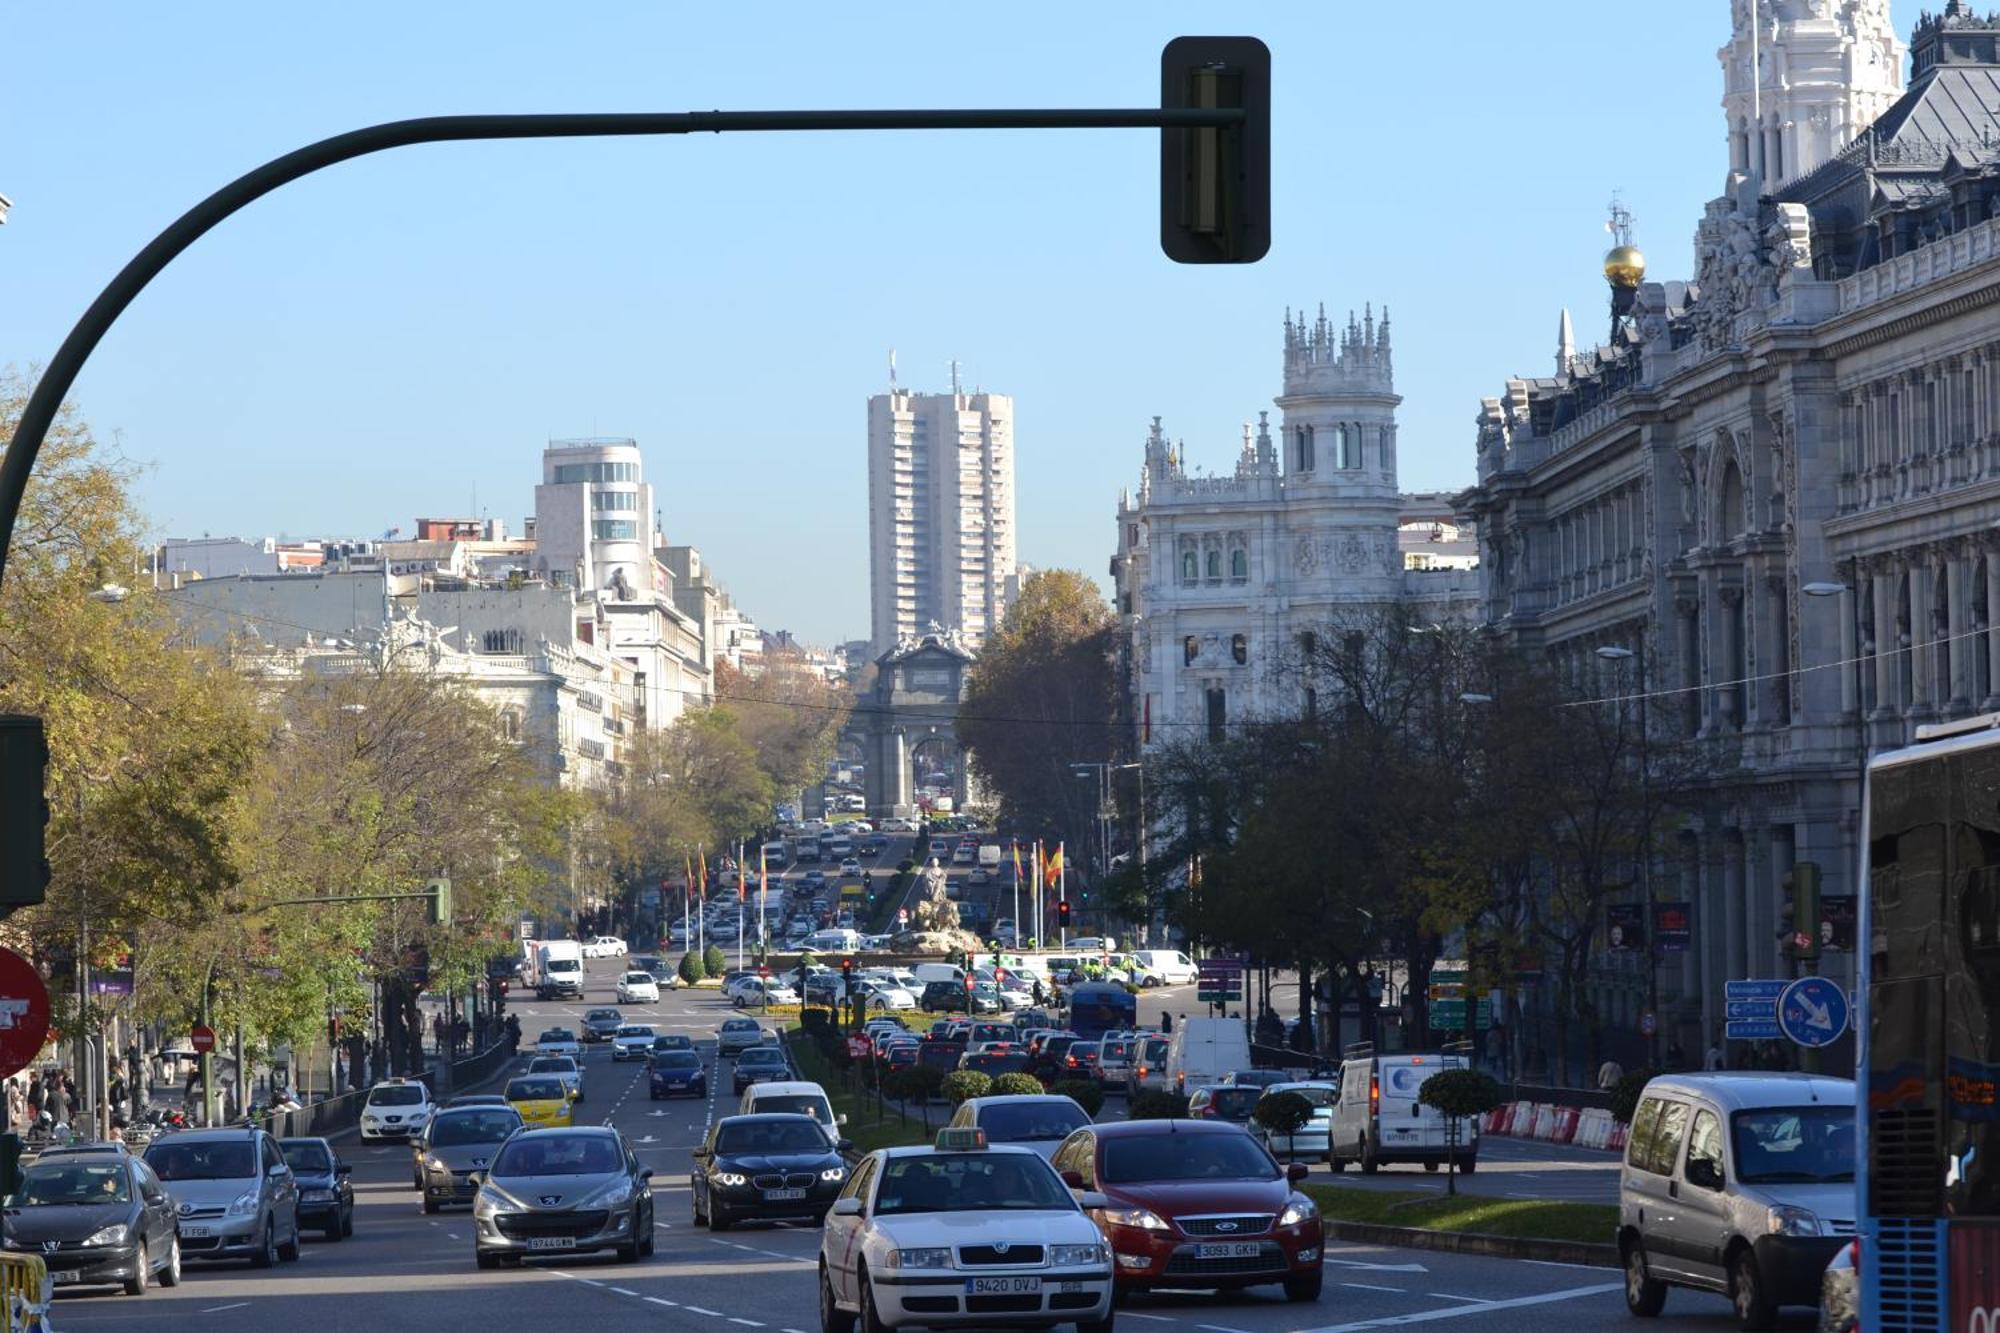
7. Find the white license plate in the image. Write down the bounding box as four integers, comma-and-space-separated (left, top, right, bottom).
763, 1188, 807, 1201
49, 1270, 77, 1285
527, 1236, 577, 1251
180, 1225, 212, 1239
1195, 1242, 1263, 1259
966, 1276, 1040, 1294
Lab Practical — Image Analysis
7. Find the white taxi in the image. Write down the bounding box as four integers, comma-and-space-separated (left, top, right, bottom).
819, 1127, 1115, 1333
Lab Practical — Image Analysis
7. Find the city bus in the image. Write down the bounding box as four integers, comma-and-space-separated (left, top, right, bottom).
1065, 982, 1137, 1041
1862, 714, 2000, 1329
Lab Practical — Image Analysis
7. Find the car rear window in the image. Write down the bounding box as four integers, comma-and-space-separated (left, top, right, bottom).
507, 1079, 564, 1101
977, 1101, 1089, 1143
1209, 1088, 1262, 1117
653, 1051, 700, 1069
432, 1110, 522, 1145
752, 1095, 832, 1122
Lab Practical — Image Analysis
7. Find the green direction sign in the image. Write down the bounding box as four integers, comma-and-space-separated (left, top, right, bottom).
1429, 998, 1492, 1030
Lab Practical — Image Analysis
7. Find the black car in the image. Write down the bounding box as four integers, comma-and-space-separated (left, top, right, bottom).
961, 1050, 1034, 1078
278, 1137, 354, 1241
581, 1008, 624, 1043
916, 1039, 967, 1075
690, 1114, 850, 1230
649, 1049, 708, 1100
920, 980, 971, 1013
731, 1045, 792, 1094
4, 1151, 183, 1294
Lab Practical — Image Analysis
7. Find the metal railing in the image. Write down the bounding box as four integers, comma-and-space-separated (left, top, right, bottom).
0, 1253, 50, 1331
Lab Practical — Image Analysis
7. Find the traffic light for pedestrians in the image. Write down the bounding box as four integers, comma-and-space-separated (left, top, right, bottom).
1780, 861, 1823, 962
0, 715, 50, 917
1159, 37, 1271, 264
1058, 900, 1072, 928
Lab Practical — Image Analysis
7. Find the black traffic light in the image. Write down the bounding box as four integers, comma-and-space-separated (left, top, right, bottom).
1780, 861, 1823, 963
1160, 36, 1271, 265
841, 958, 854, 987
1058, 900, 1073, 928
0, 716, 50, 916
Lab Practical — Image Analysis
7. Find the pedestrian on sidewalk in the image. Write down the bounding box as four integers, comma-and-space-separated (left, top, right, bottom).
1597, 1058, 1625, 1091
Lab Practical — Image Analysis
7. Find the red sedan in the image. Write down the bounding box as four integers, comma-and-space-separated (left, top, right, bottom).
1049, 1119, 1323, 1302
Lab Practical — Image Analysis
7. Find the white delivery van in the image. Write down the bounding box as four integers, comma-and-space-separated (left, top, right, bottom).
760, 840, 790, 869
804, 928, 862, 954
1165, 1017, 1254, 1092
1128, 949, 1200, 987
537, 940, 585, 1000
1326, 1048, 1476, 1174
977, 844, 1003, 868
909, 962, 967, 987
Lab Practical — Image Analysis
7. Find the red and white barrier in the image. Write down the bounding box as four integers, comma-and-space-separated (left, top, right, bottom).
1473, 1099, 1626, 1153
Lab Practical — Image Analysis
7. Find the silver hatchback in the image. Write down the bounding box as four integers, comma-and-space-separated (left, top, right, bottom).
471, 1126, 655, 1268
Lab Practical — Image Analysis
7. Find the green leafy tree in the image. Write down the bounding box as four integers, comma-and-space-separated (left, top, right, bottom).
1252, 1090, 1313, 1137
1418, 1069, 1504, 1194
679, 951, 706, 985
941, 1070, 992, 1105
991, 1072, 1043, 1097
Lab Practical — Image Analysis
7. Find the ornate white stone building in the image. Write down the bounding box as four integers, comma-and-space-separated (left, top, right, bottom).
1112, 306, 1479, 745
1457, 0, 2000, 1062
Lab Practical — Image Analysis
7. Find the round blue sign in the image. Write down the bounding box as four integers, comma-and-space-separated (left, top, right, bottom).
1777, 976, 1849, 1048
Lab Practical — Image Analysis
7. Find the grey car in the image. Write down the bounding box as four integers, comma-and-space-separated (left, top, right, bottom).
417, 1105, 525, 1213
142, 1128, 301, 1267
717, 1017, 765, 1057
471, 1126, 655, 1268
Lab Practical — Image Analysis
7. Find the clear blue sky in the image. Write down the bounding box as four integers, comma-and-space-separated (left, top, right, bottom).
2, 3, 1920, 645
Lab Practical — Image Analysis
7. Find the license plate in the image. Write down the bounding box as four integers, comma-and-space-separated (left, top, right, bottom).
967, 1276, 1040, 1294
763, 1188, 807, 1201
1195, 1242, 1262, 1259
49, 1270, 77, 1285
526, 1236, 577, 1251
180, 1225, 212, 1239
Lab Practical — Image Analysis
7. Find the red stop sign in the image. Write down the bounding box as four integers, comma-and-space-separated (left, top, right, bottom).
190, 1024, 217, 1055
0, 950, 49, 1080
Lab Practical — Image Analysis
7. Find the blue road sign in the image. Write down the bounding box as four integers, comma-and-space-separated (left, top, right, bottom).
1726, 1019, 1782, 1040
1778, 976, 1850, 1048
1727, 999, 1779, 1020
1725, 979, 1790, 1000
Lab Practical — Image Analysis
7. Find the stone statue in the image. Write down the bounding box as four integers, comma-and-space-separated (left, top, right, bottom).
911, 858, 960, 934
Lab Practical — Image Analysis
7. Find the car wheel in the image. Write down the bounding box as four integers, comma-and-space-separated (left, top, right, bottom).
1423, 1161, 1438, 1173
123, 1235, 149, 1295
1359, 1138, 1380, 1175
639, 1206, 656, 1257
1283, 1269, 1323, 1303
1076, 1310, 1117, 1333
1730, 1248, 1775, 1331
324, 1211, 344, 1242
476, 1250, 500, 1270
709, 1201, 733, 1232
1457, 1155, 1478, 1175
159, 1236, 181, 1287
279, 1218, 301, 1262
1623, 1240, 1666, 1317
252, 1218, 278, 1268
821, 1263, 857, 1333
859, 1270, 891, 1333
423, 1195, 440, 1215
342, 1206, 355, 1238
1324, 1146, 1345, 1173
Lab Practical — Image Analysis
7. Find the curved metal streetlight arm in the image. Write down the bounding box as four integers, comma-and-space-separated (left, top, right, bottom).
0, 104, 1240, 588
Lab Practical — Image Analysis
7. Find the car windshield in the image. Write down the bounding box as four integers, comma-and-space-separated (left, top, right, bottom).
491, 1135, 623, 1177
1101, 1132, 1279, 1184
14, 1162, 130, 1206
145, 1141, 257, 1181
507, 1079, 564, 1101
875, 1152, 1073, 1215
1205, 1088, 1262, 1117
617, 1027, 654, 1039
432, 1110, 522, 1145
654, 1052, 701, 1070
528, 1058, 575, 1074
539, 1030, 574, 1042
977, 1101, 1090, 1143
1731, 1106, 1856, 1184
369, 1085, 426, 1107
280, 1142, 332, 1173
623, 974, 653, 986
751, 1095, 830, 1122
716, 1120, 831, 1154
652, 1035, 692, 1050
587, 1011, 619, 1022
740, 1048, 786, 1067
724, 1020, 758, 1032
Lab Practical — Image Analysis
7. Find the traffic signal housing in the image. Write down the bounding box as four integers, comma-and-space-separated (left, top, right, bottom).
1058, 900, 1073, 929
0, 715, 50, 916
1780, 861, 1823, 962
427, 876, 452, 926
1159, 36, 1271, 264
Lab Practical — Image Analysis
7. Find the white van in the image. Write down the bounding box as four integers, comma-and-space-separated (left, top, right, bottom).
739, 1080, 844, 1133
1165, 1017, 1253, 1092
1327, 1049, 1476, 1174
909, 962, 967, 988
1127, 949, 1199, 987
804, 928, 862, 954
760, 840, 790, 869
1618, 1073, 1854, 1325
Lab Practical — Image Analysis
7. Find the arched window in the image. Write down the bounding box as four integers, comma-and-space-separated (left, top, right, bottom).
1330, 424, 1347, 468
1205, 686, 1227, 743
1229, 547, 1248, 580
1181, 549, 1198, 584
1184, 636, 1200, 666
1206, 549, 1222, 580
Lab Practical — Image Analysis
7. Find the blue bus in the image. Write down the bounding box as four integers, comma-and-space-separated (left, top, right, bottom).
1065, 983, 1137, 1041
1861, 716, 2000, 1329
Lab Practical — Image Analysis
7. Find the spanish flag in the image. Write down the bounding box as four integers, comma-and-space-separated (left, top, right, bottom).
696, 848, 707, 895
1011, 842, 1023, 883
1044, 844, 1064, 889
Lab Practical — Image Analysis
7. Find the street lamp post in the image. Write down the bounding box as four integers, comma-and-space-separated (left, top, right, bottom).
1596, 644, 1659, 1069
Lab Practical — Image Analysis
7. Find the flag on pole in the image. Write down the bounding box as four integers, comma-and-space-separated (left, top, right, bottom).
696, 847, 707, 895
1012, 843, 1023, 882
1045, 844, 1064, 889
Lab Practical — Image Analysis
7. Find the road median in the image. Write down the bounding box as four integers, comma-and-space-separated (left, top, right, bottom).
1304, 1183, 1618, 1268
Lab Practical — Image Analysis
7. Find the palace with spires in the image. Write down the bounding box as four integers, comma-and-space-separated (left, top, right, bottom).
1109, 304, 1479, 747
1457, 1, 2000, 1065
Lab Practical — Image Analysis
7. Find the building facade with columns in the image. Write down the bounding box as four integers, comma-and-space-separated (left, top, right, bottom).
1456, 1, 2000, 1058
1112, 305, 1479, 747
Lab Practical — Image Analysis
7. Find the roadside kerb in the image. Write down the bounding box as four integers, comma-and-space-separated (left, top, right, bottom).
1323, 1219, 1616, 1268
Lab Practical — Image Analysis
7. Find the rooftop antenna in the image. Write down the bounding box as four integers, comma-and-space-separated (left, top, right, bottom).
949, 359, 961, 396
1606, 191, 1636, 248
888, 349, 898, 388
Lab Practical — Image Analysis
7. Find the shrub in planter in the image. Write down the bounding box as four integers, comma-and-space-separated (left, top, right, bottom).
678, 951, 705, 985
702, 945, 726, 978
941, 1070, 993, 1105
1128, 1090, 1190, 1120
991, 1073, 1044, 1098
1052, 1080, 1106, 1118
1252, 1090, 1312, 1138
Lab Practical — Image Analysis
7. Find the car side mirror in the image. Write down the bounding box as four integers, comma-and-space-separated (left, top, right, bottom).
1287, 1163, 1309, 1184
640, 1167, 654, 1181
466, 1171, 484, 1188
837, 1113, 849, 1127
829, 1196, 864, 1217
836, 1139, 854, 1154
1060, 1169, 1085, 1189
1077, 1191, 1109, 1210
335, 1163, 353, 1176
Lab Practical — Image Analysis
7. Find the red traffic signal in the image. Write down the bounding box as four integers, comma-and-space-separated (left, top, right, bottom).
1057, 901, 1073, 926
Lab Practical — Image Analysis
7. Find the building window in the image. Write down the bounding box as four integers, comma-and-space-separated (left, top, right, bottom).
554, 461, 637, 484
1184, 635, 1200, 666
592, 519, 638, 540
499, 709, 523, 743
1180, 549, 1198, 584
1340, 424, 1361, 469
1229, 547, 1248, 580
1295, 426, 1315, 473
1205, 686, 1227, 742
1299, 630, 1317, 657
591, 489, 638, 511
1127, 524, 1139, 547
1205, 548, 1222, 580
1231, 633, 1247, 665
1303, 686, 1317, 719
480, 628, 523, 654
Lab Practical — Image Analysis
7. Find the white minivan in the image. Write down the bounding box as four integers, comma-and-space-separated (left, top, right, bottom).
1165, 1016, 1253, 1092
1618, 1073, 1854, 1328
1326, 1049, 1477, 1174
804, 928, 862, 954
1127, 949, 1199, 987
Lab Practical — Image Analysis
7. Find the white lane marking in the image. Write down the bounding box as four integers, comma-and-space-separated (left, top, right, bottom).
1326, 1259, 1429, 1273
1427, 1294, 1493, 1305
1194, 1324, 1252, 1333
1299, 1282, 1624, 1331
1521, 1259, 1601, 1271
579, 1277, 606, 1286
1121, 1314, 1178, 1322
446, 1232, 461, 1240
610, 1287, 639, 1296
729, 1320, 766, 1328
200, 1303, 252, 1313
1342, 1283, 1407, 1293
648, 1297, 680, 1307
685, 1306, 723, 1316
550, 1269, 577, 1277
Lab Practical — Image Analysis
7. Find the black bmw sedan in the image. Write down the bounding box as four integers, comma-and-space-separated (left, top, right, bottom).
689, 1114, 850, 1230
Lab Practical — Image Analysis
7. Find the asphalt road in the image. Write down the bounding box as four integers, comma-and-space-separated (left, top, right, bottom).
50, 956, 1795, 1332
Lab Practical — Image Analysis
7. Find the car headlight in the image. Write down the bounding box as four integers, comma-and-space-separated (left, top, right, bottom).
226, 1189, 261, 1218
1101, 1205, 1171, 1232
582, 1179, 636, 1209
1050, 1243, 1106, 1266
84, 1223, 130, 1247
888, 1248, 954, 1269
1767, 1205, 1822, 1237
819, 1166, 846, 1182
714, 1172, 748, 1187
1278, 1197, 1318, 1228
